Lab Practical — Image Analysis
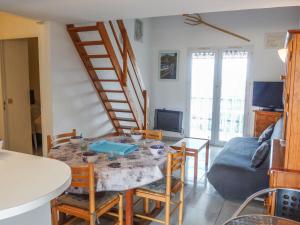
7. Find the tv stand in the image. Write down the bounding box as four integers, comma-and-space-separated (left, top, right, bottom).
253, 110, 282, 137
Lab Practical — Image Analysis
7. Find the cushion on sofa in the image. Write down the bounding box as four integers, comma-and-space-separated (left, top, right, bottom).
258, 124, 274, 144
251, 140, 271, 168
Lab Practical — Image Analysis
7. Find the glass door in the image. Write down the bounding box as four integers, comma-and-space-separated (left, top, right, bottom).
218, 50, 248, 143
188, 48, 249, 145
189, 51, 216, 140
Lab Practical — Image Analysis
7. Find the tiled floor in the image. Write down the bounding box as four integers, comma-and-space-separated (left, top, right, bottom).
72, 144, 265, 225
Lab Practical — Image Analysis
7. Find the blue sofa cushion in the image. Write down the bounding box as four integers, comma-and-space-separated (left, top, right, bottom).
251, 140, 271, 168
258, 124, 274, 144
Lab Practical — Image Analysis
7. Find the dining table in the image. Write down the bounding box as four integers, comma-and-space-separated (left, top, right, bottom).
48, 135, 174, 225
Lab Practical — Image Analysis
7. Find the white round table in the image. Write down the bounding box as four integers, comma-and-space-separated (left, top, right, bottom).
0, 150, 71, 224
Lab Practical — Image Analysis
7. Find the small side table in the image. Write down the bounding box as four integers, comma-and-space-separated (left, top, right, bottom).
171, 137, 209, 181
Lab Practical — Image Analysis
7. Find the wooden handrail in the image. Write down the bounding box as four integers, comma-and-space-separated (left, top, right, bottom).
108, 20, 149, 129
142, 90, 149, 130
97, 22, 142, 130
108, 21, 144, 111
116, 20, 145, 93
122, 31, 128, 86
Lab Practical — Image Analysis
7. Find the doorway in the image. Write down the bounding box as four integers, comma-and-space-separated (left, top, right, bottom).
0, 38, 42, 155
188, 48, 249, 146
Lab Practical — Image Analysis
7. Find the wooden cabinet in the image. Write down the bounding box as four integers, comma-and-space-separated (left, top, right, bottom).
283, 31, 300, 171
253, 110, 282, 137
268, 30, 300, 213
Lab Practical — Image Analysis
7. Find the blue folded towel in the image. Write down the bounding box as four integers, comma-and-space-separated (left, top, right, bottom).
89, 140, 138, 156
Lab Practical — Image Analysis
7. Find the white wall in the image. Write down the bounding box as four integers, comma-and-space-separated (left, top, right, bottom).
299, 9, 300, 27
149, 7, 300, 137
49, 19, 152, 138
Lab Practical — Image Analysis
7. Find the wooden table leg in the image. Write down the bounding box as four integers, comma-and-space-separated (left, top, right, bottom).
205, 141, 209, 168
194, 150, 198, 181
125, 189, 134, 225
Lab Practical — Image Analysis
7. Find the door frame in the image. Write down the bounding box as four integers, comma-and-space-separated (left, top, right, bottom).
0, 41, 7, 147
186, 46, 253, 146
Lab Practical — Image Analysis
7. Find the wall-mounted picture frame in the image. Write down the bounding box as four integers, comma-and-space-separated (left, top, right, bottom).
134, 19, 143, 42
159, 50, 179, 80
264, 32, 286, 49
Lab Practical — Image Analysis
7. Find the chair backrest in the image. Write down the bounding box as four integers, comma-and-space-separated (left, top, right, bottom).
132, 129, 163, 140
274, 188, 300, 222
166, 142, 186, 195
47, 129, 76, 152
70, 164, 95, 213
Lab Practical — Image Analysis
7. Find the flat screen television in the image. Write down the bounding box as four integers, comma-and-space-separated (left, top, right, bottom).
252, 81, 283, 110
154, 109, 183, 133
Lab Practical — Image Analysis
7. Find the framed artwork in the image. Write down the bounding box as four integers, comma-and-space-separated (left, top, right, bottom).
264, 32, 286, 49
134, 19, 143, 42
159, 51, 179, 80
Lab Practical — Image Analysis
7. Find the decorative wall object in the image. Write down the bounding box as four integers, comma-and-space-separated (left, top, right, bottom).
134, 19, 143, 42
183, 14, 250, 42
264, 32, 286, 49
159, 51, 179, 80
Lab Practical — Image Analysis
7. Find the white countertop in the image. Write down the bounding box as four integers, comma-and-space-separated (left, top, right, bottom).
0, 150, 71, 220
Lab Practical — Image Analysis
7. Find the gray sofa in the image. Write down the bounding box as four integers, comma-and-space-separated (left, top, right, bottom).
207, 118, 283, 200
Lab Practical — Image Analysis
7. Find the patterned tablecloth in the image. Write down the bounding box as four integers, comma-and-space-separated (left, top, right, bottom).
48, 136, 173, 193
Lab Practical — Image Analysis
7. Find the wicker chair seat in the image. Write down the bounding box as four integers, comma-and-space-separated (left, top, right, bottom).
139, 177, 181, 194
57, 192, 119, 210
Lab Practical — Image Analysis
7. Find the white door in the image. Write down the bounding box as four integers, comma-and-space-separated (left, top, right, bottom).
1, 39, 32, 154
188, 48, 249, 146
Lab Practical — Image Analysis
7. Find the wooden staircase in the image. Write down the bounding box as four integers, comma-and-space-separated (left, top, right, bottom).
67, 21, 148, 133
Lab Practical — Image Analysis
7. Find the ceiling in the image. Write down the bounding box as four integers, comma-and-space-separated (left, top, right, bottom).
0, 0, 300, 23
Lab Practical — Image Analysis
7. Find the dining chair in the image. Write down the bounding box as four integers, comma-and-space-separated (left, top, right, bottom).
51, 163, 123, 225
47, 129, 76, 153
132, 129, 163, 140
133, 142, 186, 225
227, 188, 300, 224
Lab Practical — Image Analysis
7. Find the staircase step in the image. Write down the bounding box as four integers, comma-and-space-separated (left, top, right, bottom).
108, 108, 132, 113
85, 54, 109, 58
105, 99, 128, 103
92, 67, 114, 70
69, 26, 98, 32
94, 79, 119, 82
76, 41, 104, 46
119, 125, 137, 130
99, 90, 123, 93
113, 117, 135, 122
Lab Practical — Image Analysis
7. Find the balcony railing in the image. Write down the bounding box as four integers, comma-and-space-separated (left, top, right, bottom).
190, 97, 245, 141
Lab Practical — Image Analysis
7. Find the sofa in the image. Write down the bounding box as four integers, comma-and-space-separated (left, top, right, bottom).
207, 118, 283, 200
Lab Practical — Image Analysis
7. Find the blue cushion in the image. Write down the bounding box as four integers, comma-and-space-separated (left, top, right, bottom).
251, 140, 271, 168
258, 124, 274, 144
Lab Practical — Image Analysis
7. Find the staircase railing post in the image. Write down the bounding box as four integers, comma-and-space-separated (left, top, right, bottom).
122, 29, 128, 86
142, 90, 149, 130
